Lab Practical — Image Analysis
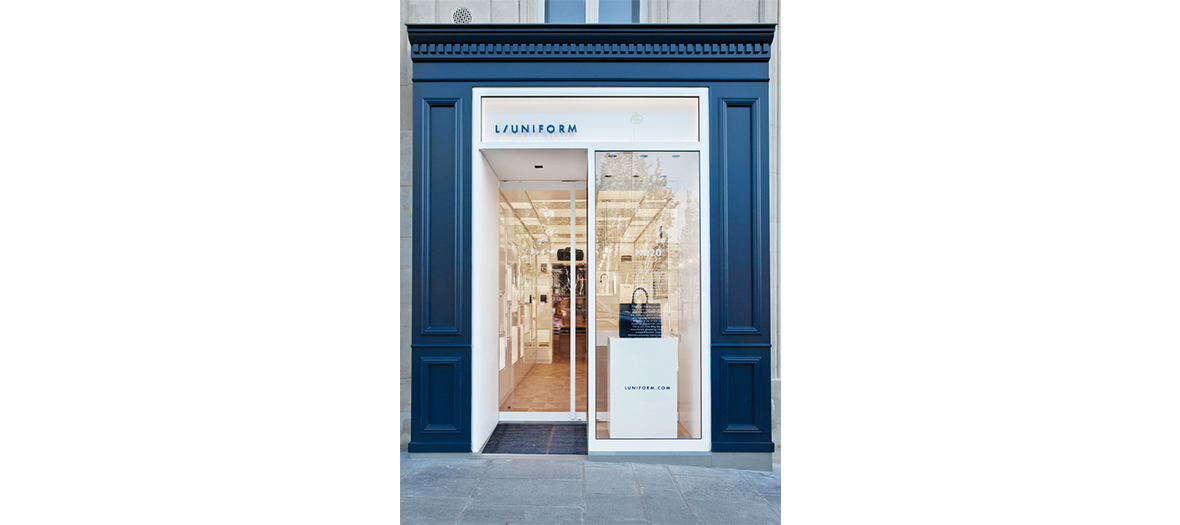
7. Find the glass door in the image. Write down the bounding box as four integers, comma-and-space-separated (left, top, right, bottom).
498, 183, 588, 421
591, 151, 703, 441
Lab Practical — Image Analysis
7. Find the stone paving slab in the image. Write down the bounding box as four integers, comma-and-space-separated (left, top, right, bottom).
667, 464, 744, 479
457, 503, 584, 525
582, 514, 651, 521
762, 492, 781, 517
584, 460, 631, 469
633, 464, 676, 489
409, 459, 490, 479
484, 458, 583, 479
673, 475, 765, 502
399, 496, 468, 525
684, 497, 779, 524
739, 469, 781, 494
472, 477, 584, 506
586, 493, 646, 520
639, 487, 698, 525
584, 517, 651, 524
400, 453, 780, 525
586, 465, 639, 494
401, 476, 480, 498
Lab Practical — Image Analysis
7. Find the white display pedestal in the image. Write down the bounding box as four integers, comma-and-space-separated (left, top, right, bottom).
607, 336, 678, 438
596, 330, 618, 346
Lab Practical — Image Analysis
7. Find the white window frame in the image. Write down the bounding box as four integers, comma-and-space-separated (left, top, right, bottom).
539, 0, 648, 23
472, 86, 710, 454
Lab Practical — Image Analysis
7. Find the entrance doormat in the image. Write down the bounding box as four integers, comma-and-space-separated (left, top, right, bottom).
482, 423, 588, 455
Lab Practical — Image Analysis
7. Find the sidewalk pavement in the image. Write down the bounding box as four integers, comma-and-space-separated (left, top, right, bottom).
400, 450, 781, 525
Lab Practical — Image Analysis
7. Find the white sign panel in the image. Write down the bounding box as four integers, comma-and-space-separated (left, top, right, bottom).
608, 336, 678, 438
481, 97, 699, 143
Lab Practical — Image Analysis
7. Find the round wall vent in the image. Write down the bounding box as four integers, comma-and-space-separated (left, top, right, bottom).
451, 6, 472, 24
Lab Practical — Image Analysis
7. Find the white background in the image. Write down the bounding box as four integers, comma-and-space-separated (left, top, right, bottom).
2, 1, 1178, 524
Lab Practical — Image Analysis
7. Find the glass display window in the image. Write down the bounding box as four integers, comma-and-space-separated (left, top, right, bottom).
593, 151, 701, 439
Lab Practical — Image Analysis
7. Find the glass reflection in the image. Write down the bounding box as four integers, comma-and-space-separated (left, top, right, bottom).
594, 152, 701, 439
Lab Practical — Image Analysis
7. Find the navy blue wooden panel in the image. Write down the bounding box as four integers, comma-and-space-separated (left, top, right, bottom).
711, 345, 774, 452
409, 85, 473, 452
407, 24, 775, 54
407, 24, 774, 83
410, 44, 771, 61
424, 356, 460, 432
409, 346, 471, 452
411, 61, 769, 83
716, 98, 765, 338
418, 98, 464, 337
709, 86, 772, 451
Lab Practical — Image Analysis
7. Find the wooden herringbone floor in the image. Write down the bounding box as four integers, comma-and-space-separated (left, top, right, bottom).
500, 333, 588, 412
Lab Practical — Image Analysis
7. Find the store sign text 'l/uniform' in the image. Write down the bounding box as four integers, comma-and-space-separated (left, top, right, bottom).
481, 97, 698, 143
494, 123, 578, 135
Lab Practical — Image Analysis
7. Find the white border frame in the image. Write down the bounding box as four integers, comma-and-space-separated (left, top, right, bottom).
473, 86, 710, 454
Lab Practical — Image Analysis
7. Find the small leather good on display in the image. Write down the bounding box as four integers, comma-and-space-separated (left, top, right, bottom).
556, 248, 584, 261
620, 287, 661, 338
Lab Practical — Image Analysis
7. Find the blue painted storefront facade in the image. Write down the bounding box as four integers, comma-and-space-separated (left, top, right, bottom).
408, 24, 775, 455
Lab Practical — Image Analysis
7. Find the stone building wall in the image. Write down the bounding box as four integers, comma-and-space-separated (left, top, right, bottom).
400, 0, 781, 459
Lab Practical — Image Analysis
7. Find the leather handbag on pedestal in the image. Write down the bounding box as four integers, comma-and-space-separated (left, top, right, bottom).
619, 287, 661, 338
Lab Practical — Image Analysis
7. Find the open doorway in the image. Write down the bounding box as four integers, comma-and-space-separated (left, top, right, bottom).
475, 147, 591, 454
476, 147, 590, 429
497, 186, 588, 418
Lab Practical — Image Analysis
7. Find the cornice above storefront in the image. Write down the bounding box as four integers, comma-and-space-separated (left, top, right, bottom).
406, 24, 776, 63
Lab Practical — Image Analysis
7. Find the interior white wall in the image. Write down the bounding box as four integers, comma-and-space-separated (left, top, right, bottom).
470, 152, 501, 453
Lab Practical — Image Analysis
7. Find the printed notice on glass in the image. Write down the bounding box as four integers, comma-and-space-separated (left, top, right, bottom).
627, 268, 668, 299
